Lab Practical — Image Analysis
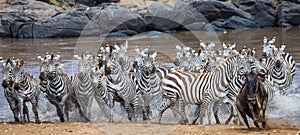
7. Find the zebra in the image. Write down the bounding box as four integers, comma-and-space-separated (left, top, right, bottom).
156, 53, 268, 124
71, 52, 95, 120
132, 50, 161, 120
11, 59, 41, 124
114, 41, 132, 72
104, 50, 146, 122
37, 53, 88, 122
92, 65, 111, 119
262, 37, 295, 94
1, 58, 30, 123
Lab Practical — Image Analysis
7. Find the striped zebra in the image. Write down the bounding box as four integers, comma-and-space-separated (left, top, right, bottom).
132, 50, 160, 120
37, 53, 88, 122
92, 65, 111, 119
105, 51, 146, 122
114, 41, 132, 72
262, 37, 295, 93
156, 53, 267, 124
1, 58, 30, 123
71, 52, 94, 120
12, 59, 41, 124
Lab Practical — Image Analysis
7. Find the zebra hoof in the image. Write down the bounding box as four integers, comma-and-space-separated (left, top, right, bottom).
35, 120, 41, 124
179, 119, 188, 125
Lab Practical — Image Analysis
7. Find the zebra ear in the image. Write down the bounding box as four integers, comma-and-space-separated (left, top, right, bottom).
199, 41, 206, 49
280, 44, 286, 52
55, 52, 61, 60
73, 53, 81, 60
175, 44, 181, 51
114, 44, 120, 52
37, 54, 45, 62
124, 41, 128, 49
0, 56, 3, 62
134, 46, 140, 54
231, 43, 236, 49
222, 42, 227, 49
151, 51, 157, 59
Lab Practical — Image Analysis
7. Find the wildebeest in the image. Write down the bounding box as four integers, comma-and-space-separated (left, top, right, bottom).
236, 71, 268, 128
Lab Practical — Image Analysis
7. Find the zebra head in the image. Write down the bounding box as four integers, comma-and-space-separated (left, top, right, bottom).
74, 52, 93, 79
243, 48, 268, 77
46, 53, 64, 81
91, 66, 105, 85
12, 59, 26, 90
133, 46, 148, 71
174, 44, 191, 67
1, 58, 15, 88
104, 50, 119, 76
222, 42, 238, 59
114, 41, 129, 69
143, 51, 157, 75
273, 45, 286, 68
37, 52, 61, 81
262, 36, 276, 58
190, 49, 207, 73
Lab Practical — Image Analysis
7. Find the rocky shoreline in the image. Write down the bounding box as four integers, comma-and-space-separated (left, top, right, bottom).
0, 0, 299, 38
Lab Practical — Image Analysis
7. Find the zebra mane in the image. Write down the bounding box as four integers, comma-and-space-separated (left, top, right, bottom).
214, 53, 239, 70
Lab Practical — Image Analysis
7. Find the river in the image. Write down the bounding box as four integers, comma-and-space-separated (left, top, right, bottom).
0, 27, 299, 125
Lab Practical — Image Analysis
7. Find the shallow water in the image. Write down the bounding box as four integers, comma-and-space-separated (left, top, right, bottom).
0, 27, 299, 125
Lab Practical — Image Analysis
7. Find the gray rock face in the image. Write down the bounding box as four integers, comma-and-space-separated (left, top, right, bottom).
239, 0, 276, 27
189, 1, 252, 22
145, 2, 207, 31
277, 1, 300, 26
212, 16, 258, 30
0, 2, 145, 38
89, 5, 145, 35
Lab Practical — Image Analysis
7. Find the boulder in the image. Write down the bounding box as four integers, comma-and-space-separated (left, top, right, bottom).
212, 16, 258, 30
145, 2, 207, 31
0, 2, 144, 38
183, 21, 206, 31
89, 5, 146, 35
277, 1, 300, 26
189, 1, 252, 22
239, 0, 276, 27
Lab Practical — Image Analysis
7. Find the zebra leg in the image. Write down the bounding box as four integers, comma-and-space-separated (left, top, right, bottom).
54, 103, 65, 122
72, 97, 90, 122
6, 97, 20, 122
224, 104, 234, 124
123, 101, 134, 121
192, 104, 207, 125
179, 100, 188, 124
95, 95, 110, 118
87, 98, 93, 120
31, 97, 41, 124
23, 102, 30, 123
207, 102, 214, 125
170, 105, 188, 124
107, 92, 114, 123
17, 98, 25, 124
156, 97, 174, 124
213, 101, 221, 124
139, 94, 149, 120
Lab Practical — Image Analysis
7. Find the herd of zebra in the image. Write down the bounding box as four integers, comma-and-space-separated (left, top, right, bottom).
0, 36, 296, 125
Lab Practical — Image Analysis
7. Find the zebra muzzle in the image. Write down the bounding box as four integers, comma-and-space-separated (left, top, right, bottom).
2, 79, 10, 88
